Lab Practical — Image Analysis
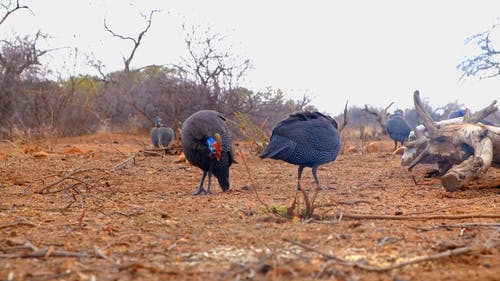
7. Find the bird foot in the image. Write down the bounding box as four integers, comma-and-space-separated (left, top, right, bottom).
192, 187, 207, 195
192, 188, 215, 195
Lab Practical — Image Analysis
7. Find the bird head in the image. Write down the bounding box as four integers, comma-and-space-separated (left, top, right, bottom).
394, 109, 404, 116
448, 108, 466, 119
205, 133, 222, 160
154, 117, 163, 127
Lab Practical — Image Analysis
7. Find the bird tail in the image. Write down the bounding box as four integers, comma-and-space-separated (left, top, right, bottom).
259, 144, 289, 159
260, 135, 294, 159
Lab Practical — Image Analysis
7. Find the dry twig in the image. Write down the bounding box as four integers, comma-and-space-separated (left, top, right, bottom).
37, 167, 106, 193
0, 219, 38, 229
413, 223, 500, 232
237, 149, 274, 215
0, 240, 89, 259
112, 151, 143, 171
284, 237, 474, 272
325, 212, 500, 221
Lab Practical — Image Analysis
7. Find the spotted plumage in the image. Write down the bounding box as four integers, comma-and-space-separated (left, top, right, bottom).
385, 110, 411, 149
181, 110, 233, 195
260, 111, 341, 190
151, 117, 174, 148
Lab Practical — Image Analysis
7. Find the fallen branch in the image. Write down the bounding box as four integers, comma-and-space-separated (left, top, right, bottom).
93, 245, 111, 260
35, 149, 146, 194
404, 91, 499, 190
283, 238, 345, 262
37, 167, 106, 194
325, 212, 500, 221
469, 100, 498, 123
405, 198, 485, 215
414, 223, 500, 232
284, 237, 473, 272
112, 150, 143, 171
0, 241, 89, 259
0, 219, 38, 229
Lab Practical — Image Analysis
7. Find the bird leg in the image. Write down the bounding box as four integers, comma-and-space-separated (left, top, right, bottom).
193, 171, 208, 195
312, 165, 326, 190
205, 172, 214, 195
296, 166, 305, 191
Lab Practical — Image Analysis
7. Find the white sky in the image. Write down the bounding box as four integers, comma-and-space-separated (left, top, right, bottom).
2, 0, 500, 115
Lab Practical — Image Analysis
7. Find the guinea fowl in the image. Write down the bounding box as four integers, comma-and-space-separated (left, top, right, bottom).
385, 109, 411, 149
181, 110, 233, 195
260, 111, 341, 191
448, 108, 494, 125
151, 117, 174, 148
448, 108, 466, 119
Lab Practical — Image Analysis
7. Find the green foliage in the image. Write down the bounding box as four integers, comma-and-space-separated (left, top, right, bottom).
260, 205, 291, 218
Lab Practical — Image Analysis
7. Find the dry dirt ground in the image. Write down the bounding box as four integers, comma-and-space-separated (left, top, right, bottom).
0, 133, 499, 281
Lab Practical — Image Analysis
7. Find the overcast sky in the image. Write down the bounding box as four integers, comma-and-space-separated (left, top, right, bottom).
3, 0, 500, 115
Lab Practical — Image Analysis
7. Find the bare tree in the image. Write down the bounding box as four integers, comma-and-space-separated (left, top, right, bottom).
0, 0, 30, 26
104, 9, 159, 72
0, 32, 49, 137
362, 101, 394, 134
458, 22, 500, 80
295, 95, 312, 111
180, 24, 250, 110
0, 32, 48, 76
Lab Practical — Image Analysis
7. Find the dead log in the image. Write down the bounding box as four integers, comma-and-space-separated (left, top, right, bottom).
405, 91, 499, 191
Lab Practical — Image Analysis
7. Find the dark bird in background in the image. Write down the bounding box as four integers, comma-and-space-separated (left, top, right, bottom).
151, 117, 174, 148
385, 109, 411, 149
448, 108, 466, 119
448, 108, 494, 125
181, 110, 233, 195
260, 111, 341, 191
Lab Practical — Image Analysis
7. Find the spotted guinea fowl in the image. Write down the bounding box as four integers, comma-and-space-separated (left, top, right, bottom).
260, 111, 341, 191
181, 110, 233, 195
448, 108, 494, 125
151, 117, 174, 148
448, 108, 466, 119
385, 109, 411, 149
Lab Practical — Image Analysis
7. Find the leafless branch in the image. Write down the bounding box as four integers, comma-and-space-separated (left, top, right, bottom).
0, 0, 30, 26
414, 223, 500, 232
113, 150, 143, 171
325, 212, 500, 220
0, 218, 38, 229
362, 102, 393, 131
37, 167, 107, 194
284, 237, 475, 272
340, 100, 348, 131
0, 240, 89, 259
459, 22, 500, 80
181, 23, 251, 106
104, 9, 159, 72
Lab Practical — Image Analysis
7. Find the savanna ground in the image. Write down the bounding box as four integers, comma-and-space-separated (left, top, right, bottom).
0, 132, 499, 281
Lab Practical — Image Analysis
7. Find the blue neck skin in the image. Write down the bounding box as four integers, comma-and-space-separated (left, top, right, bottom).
205, 137, 216, 156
